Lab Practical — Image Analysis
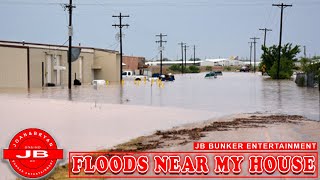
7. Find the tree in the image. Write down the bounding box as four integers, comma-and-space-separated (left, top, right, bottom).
269, 57, 293, 79
260, 43, 300, 79
188, 65, 200, 73
168, 64, 181, 72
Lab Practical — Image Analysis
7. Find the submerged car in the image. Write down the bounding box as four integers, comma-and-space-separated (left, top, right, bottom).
215, 71, 223, 76
159, 74, 175, 81
92, 80, 106, 86
240, 66, 250, 72
205, 72, 217, 78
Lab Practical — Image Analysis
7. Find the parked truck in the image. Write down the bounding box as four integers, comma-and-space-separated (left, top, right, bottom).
122, 71, 147, 81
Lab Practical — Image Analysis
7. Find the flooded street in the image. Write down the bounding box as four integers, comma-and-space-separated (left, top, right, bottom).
3, 72, 318, 120
0, 72, 319, 179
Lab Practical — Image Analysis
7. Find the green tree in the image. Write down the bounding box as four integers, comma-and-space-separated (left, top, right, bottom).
188, 65, 200, 73
260, 43, 300, 79
300, 57, 311, 72
269, 57, 294, 79
168, 64, 181, 72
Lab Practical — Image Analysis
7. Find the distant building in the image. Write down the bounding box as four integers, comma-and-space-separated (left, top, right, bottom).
0, 40, 120, 88
123, 56, 147, 74
201, 58, 260, 67
146, 60, 201, 66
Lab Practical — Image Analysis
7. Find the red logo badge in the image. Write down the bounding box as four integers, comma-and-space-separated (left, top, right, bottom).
3, 128, 63, 179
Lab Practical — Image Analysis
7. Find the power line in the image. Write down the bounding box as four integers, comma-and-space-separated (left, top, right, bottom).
178, 42, 185, 73
248, 42, 253, 67
184, 44, 189, 69
112, 13, 129, 81
156, 33, 167, 75
193, 45, 196, 65
250, 37, 260, 73
7, 1, 317, 7
259, 28, 272, 47
272, 3, 292, 79
1, 1, 319, 7
149, 52, 161, 61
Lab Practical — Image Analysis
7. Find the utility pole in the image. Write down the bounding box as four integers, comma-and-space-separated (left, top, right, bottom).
248, 42, 253, 67
65, 0, 75, 90
250, 37, 260, 73
193, 45, 196, 65
184, 44, 189, 68
112, 13, 129, 81
178, 42, 185, 73
273, 3, 292, 79
259, 28, 272, 47
303, 45, 307, 58
156, 33, 167, 75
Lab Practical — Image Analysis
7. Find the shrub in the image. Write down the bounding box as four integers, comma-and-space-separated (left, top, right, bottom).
224, 66, 232, 71
168, 64, 181, 72
269, 58, 294, 79
260, 43, 300, 79
205, 66, 213, 71
188, 65, 200, 73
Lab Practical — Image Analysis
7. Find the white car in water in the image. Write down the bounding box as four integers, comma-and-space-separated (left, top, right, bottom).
122, 70, 147, 81
92, 80, 106, 86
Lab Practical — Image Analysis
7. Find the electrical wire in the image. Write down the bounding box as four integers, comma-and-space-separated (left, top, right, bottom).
1, 0, 318, 7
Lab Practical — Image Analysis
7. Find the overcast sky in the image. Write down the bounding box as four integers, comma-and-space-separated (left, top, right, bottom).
0, 0, 319, 60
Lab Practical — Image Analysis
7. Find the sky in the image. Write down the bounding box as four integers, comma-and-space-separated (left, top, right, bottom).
0, 0, 319, 60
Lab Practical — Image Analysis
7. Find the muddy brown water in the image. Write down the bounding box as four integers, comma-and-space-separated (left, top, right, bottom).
0, 72, 319, 179
2, 72, 317, 120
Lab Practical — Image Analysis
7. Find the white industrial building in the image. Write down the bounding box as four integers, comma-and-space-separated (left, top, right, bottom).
146, 60, 201, 66
201, 58, 260, 67
146, 58, 261, 68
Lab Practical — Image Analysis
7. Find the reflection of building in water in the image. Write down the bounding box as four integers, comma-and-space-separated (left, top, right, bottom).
0, 40, 120, 88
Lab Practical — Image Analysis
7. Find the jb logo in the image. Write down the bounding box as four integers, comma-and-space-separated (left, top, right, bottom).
3, 128, 63, 179
16, 150, 49, 158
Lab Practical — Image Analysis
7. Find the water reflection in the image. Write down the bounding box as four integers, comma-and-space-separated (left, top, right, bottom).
68, 89, 72, 101
119, 85, 124, 104
277, 81, 282, 110
150, 85, 153, 106
261, 77, 319, 120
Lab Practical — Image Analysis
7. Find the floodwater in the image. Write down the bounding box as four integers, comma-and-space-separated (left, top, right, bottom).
3, 72, 318, 120
0, 72, 319, 179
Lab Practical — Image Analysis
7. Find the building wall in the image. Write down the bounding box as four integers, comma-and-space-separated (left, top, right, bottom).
123, 56, 145, 71
0, 46, 28, 88
0, 41, 120, 88
29, 48, 95, 88
29, 48, 47, 88
60, 51, 95, 85
93, 50, 120, 82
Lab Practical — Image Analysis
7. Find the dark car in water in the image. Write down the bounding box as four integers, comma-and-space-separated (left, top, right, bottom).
215, 71, 223, 76
240, 66, 250, 72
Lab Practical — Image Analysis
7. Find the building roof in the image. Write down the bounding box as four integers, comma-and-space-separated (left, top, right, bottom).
0, 40, 119, 54
146, 60, 201, 66
204, 58, 228, 62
